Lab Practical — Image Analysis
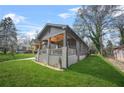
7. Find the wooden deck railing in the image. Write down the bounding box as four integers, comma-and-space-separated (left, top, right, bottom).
39, 49, 47, 54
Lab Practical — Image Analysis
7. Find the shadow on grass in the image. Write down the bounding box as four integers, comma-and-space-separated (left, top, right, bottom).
68, 55, 124, 86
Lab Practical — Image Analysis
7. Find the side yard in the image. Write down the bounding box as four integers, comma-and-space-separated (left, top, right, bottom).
0, 55, 124, 86
0, 53, 35, 62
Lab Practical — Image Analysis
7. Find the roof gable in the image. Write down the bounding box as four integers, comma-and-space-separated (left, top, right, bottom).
37, 23, 88, 48
37, 23, 67, 40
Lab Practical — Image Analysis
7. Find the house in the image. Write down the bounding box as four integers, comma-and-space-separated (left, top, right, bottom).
17, 44, 30, 53
35, 23, 89, 68
17, 39, 32, 53
31, 39, 42, 53
113, 45, 124, 62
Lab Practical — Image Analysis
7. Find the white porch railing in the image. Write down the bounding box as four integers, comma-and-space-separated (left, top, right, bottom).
38, 48, 77, 56
49, 48, 62, 56
39, 49, 47, 54
68, 48, 76, 55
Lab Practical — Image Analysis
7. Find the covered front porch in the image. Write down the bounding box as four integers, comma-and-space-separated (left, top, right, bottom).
36, 31, 86, 68
35, 23, 88, 69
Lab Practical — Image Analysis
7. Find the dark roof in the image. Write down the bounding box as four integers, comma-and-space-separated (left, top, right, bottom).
37, 23, 88, 48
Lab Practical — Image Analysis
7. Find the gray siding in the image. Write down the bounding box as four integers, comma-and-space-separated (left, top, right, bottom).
42, 27, 64, 40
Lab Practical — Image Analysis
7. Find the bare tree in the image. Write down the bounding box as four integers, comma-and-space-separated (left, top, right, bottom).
73, 13, 87, 39
75, 5, 119, 55
113, 14, 124, 45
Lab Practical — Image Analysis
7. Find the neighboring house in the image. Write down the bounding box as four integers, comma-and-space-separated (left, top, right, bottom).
17, 43, 32, 53
36, 23, 89, 69
31, 39, 42, 53
113, 45, 124, 62
17, 45, 26, 51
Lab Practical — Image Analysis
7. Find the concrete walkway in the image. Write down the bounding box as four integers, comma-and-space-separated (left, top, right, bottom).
16, 57, 35, 60
2, 57, 35, 62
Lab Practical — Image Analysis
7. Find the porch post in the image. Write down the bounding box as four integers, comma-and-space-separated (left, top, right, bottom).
36, 41, 41, 62
38, 41, 41, 50
47, 38, 51, 65
36, 48, 40, 62
76, 40, 80, 61
47, 38, 50, 49
64, 30, 67, 47
62, 29, 68, 68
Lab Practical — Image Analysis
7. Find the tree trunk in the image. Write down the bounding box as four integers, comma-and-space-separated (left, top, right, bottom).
3, 48, 7, 54
99, 36, 103, 55
10, 45, 15, 56
118, 27, 124, 45
120, 28, 124, 45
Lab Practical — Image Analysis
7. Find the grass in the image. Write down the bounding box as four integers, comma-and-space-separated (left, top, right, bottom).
0, 53, 34, 62
0, 55, 124, 86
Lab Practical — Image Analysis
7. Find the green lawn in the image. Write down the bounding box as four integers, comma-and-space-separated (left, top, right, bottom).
0, 55, 124, 86
0, 53, 34, 62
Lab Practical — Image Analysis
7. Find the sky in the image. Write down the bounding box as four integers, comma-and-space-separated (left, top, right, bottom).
0, 5, 123, 46
0, 5, 80, 39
